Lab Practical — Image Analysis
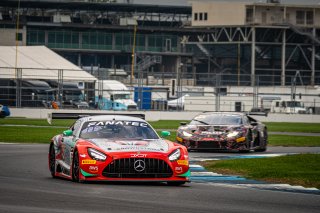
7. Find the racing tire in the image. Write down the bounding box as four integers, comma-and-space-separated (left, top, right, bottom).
49, 144, 56, 178
255, 129, 268, 152
72, 150, 81, 182
167, 181, 186, 186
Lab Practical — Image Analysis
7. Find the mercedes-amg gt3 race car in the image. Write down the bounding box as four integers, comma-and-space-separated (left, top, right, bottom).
48, 113, 190, 185
176, 112, 268, 152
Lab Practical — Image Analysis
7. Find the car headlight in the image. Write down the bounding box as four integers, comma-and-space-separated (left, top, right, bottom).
227, 131, 240, 138
169, 149, 181, 161
182, 131, 193, 137
88, 148, 107, 161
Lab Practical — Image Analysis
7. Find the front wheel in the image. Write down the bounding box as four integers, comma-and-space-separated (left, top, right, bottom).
72, 150, 80, 182
255, 129, 268, 152
49, 144, 56, 178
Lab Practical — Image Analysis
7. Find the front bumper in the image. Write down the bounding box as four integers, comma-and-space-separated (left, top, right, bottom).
79, 153, 190, 182
177, 136, 247, 150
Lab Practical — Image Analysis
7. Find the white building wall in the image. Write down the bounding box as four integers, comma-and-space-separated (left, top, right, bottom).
191, 1, 320, 27
191, 1, 246, 26
0, 28, 26, 46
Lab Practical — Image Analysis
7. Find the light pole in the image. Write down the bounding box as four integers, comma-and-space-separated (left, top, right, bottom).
130, 24, 137, 86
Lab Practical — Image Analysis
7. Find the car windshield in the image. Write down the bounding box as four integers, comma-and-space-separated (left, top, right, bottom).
80, 120, 159, 140
190, 114, 242, 125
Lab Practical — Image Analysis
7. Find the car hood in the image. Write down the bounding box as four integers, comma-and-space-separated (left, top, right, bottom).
179, 124, 244, 135
88, 138, 169, 153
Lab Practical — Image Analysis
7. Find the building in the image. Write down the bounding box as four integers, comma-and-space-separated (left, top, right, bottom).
188, 1, 320, 87
0, 0, 319, 110
0, 0, 192, 87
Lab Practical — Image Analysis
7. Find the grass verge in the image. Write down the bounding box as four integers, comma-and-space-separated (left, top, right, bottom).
1, 127, 320, 146
0, 118, 74, 127
201, 154, 320, 189
0, 126, 64, 143
1, 119, 320, 146
269, 135, 320, 146
264, 122, 320, 133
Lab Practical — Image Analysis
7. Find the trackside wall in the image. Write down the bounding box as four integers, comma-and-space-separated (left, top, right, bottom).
8, 108, 320, 123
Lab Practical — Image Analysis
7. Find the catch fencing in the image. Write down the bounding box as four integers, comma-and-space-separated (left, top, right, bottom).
1, 69, 320, 114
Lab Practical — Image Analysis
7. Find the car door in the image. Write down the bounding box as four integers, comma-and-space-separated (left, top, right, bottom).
61, 119, 82, 167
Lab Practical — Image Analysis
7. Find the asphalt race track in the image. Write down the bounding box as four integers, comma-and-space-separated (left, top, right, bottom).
0, 143, 319, 213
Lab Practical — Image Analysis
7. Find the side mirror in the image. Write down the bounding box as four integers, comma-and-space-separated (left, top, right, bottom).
180, 122, 187, 126
63, 130, 73, 136
161, 131, 171, 138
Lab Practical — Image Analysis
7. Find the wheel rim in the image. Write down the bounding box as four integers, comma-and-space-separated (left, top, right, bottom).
73, 151, 80, 181
49, 145, 55, 175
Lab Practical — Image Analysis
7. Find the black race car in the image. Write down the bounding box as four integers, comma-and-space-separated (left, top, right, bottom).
176, 112, 268, 152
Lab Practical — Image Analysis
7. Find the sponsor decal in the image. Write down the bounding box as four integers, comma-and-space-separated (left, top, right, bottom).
130, 153, 147, 158
80, 154, 86, 158
175, 167, 183, 173
119, 147, 161, 151
177, 160, 189, 166
89, 166, 99, 173
116, 141, 148, 146
87, 121, 148, 128
176, 136, 183, 142
236, 137, 246, 143
134, 159, 145, 172
82, 159, 96, 164
202, 138, 216, 141
201, 131, 223, 135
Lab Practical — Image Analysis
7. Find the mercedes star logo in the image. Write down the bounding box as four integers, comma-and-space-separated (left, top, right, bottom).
134, 159, 145, 172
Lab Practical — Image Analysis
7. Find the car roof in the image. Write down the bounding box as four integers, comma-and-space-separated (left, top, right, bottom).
80, 115, 145, 122
199, 112, 245, 116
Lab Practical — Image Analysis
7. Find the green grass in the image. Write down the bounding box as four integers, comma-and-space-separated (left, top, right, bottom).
161, 132, 320, 147
1, 119, 320, 133
264, 122, 320, 133
1, 119, 320, 146
202, 154, 320, 189
269, 135, 320, 146
148, 120, 188, 129
0, 126, 65, 143
0, 118, 74, 127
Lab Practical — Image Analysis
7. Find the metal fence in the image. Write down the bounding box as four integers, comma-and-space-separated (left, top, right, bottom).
1, 70, 320, 114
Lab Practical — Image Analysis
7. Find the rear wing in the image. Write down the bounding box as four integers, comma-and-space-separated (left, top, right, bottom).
47, 112, 145, 125
247, 112, 268, 117
201, 111, 268, 117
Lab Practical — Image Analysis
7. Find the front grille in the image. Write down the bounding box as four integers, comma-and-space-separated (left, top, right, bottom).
197, 141, 226, 149
102, 158, 173, 178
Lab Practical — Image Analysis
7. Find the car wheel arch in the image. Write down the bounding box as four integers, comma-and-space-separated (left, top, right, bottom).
72, 149, 81, 182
